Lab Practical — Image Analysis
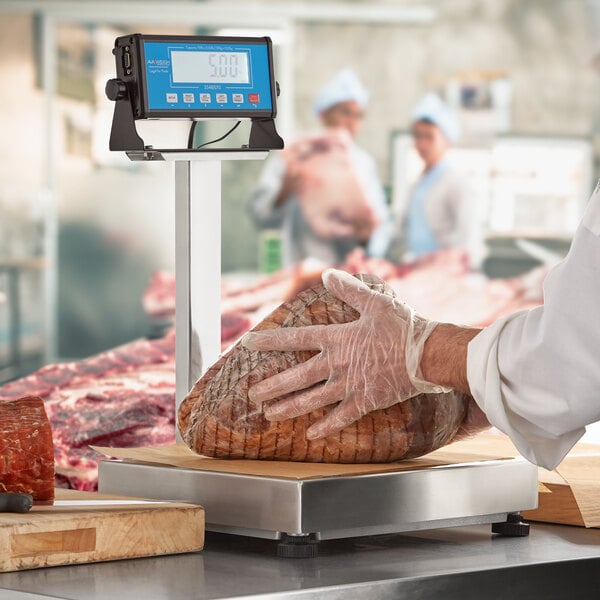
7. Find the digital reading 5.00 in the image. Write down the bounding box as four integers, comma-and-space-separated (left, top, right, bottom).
171, 51, 250, 84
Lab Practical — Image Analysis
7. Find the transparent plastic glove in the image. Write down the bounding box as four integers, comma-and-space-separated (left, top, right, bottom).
243, 269, 450, 439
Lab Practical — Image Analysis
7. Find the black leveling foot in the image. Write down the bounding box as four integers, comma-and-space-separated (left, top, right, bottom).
492, 512, 530, 537
277, 534, 319, 558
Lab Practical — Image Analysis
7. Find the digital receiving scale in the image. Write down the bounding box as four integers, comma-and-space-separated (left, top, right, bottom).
101, 33, 539, 558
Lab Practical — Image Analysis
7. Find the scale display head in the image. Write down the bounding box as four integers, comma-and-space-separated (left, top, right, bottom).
106, 33, 284, 155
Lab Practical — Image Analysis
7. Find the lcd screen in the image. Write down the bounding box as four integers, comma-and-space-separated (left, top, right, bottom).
171, 51, 250, 84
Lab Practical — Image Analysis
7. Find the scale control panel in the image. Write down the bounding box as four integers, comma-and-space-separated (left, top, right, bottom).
110, 33, 278, 120
106, 33, 284, 153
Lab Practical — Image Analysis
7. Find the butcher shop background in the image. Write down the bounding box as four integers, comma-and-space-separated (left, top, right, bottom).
0, 0, 599, 381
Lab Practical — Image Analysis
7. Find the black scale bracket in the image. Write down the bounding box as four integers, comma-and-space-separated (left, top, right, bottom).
105, 77, 283, 158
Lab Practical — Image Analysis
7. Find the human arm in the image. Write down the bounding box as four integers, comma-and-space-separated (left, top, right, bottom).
422, 187, 600, 469
273, 140, 318, 206
419, 323, 491, 440
420, 323, 480, 395
247, 153, 288, 229
244, 185, 600, 464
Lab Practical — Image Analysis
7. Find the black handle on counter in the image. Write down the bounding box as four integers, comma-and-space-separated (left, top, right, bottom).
0, 492, 34, 513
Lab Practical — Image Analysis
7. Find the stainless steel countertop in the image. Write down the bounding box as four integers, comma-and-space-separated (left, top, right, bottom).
1, 523, 600, 600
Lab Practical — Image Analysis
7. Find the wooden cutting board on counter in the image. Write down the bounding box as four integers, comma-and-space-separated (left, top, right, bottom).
0, 489, 204, 573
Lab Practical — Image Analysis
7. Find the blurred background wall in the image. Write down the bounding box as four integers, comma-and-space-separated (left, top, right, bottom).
0, 0, 599, 377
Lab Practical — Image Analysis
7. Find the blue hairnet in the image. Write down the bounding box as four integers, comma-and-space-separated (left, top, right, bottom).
412, 93, 461, 143
312, 68, 369, 115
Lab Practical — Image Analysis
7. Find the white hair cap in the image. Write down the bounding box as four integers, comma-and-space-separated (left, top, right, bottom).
412, 93, 461, 143
312, 68, 369, 115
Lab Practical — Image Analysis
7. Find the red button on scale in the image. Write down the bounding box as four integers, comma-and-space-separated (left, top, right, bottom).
248, 93, 259, 104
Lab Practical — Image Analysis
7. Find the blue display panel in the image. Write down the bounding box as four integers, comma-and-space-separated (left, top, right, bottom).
143, 40, 273, 112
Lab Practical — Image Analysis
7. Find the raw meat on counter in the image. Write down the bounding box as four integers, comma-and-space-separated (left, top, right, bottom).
370, 249, 544, 326
0, 333, 176, 491
0, 396, 55, 502
178, 275, 490, 462
144, 248, 546, 351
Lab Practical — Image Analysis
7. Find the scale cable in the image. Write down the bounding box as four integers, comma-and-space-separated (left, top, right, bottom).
187, 120, 242, 149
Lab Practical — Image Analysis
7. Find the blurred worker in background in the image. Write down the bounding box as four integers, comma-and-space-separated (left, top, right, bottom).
389, 93, 483, 267
248, 68, 391, 267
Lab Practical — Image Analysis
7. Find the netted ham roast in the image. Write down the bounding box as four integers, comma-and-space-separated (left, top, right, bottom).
178, 274, 487, 462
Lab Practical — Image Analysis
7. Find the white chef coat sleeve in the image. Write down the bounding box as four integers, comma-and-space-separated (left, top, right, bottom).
466, 187, 600, 469
247, 152, 287, 229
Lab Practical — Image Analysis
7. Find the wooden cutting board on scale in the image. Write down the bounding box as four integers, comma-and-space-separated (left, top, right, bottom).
0, 489, 204, 572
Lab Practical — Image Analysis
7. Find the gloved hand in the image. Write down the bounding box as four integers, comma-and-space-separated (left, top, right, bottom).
242, 269, 450, 440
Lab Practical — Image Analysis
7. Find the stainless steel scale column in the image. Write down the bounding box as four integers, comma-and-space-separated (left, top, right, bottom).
170, 152, 267, 411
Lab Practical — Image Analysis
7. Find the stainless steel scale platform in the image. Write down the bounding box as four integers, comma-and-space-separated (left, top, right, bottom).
99, 457, 539, 556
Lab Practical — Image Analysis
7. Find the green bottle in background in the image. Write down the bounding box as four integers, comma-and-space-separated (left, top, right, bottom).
259, 229, 282, 273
